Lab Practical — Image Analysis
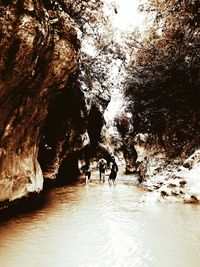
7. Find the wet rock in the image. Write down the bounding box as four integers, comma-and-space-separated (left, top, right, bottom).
182, 150, 200, 170
184, 194, 199, 204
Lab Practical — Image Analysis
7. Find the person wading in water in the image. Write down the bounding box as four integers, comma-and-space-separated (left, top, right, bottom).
108, 156, 118, 186
84, 161, 91, 184
97, 158, 107, 182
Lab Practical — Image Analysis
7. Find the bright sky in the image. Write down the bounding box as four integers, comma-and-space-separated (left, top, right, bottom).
82, 0, 146, 56
104, 0, 146, 31
104, 0, 147, 121
114, 0, 145, 30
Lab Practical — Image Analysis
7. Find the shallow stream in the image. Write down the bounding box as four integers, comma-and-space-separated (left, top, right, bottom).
0, 175, 200, 267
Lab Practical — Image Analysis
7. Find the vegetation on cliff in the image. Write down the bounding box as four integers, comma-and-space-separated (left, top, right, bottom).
124, 0, 200, 157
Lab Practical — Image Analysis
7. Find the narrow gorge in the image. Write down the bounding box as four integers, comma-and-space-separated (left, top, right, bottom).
0, 0, 200, 212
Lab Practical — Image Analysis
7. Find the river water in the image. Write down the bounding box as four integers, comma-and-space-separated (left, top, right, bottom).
0, 176, 200, 267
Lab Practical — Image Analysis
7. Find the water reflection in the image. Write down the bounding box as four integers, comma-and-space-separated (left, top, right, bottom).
0, 180, 200, 267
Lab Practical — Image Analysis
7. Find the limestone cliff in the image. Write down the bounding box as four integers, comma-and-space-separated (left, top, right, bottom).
0, 0, 112, 205
0, 1, 79, 202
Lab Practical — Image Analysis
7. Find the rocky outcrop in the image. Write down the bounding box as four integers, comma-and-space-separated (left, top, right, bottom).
0, 1, 79, 202
134, 134, 200, 203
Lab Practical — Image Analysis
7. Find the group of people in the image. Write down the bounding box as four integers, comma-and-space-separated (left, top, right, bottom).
83, 156, 118, 186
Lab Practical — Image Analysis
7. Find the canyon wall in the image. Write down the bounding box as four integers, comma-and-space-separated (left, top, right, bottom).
115, 0, 200, 202
0, 1, 81, 203
0, 0, 112, 204
0, 0, 108, 201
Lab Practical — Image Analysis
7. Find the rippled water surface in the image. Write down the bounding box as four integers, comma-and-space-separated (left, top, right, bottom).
1, 178, 200, 267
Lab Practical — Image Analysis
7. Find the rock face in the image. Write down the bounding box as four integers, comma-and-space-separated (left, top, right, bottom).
115, 111, 200, 202
38, 76, 88, 181
0, 0, 111, 205
133, 134, 200, 203
0, 1, 79, 202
